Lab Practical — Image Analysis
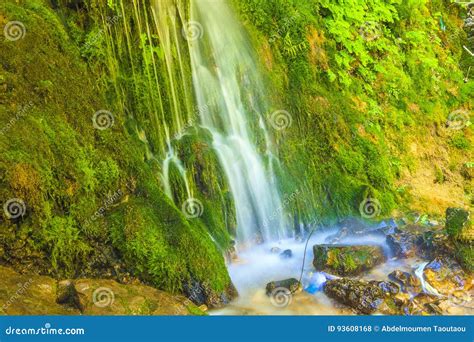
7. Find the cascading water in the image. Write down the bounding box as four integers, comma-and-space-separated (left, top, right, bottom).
187, 0, 288, 243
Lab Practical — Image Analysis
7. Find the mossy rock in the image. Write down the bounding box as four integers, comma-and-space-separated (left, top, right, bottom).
454, 241, 474, 272
446, 208, 472, 242
313, 244, 385, 276
445, 208, 473, 270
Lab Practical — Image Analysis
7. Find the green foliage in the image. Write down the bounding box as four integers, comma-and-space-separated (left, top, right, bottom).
42, 216, 91, 277
0, 0, 232, 298
235, 0, 470, 221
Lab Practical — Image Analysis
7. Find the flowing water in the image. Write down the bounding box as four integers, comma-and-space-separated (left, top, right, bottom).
188, 0, 287, 243
211, 230, 473, 315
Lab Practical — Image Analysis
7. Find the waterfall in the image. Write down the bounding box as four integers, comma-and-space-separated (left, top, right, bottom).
187, 0, 288, 243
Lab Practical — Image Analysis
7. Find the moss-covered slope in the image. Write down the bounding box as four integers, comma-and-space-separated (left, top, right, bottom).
0, 0, 234, 304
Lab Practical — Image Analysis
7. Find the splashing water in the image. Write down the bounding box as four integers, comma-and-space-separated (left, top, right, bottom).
187, 0, 288, 243
414, 262, 441, 296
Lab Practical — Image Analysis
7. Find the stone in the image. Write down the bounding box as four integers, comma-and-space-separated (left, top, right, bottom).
323, 278, 400, 314
446, 208, 472, 242
265, 278, 302, 296
279, 249, 292, 259
387, 232, 418, 258
423, 257, 472, 296
183, 279, 237, 309
388, 270, 421, 293
313, 244, 385, 276
56, 280, 83, 312
0, 265, 203, 315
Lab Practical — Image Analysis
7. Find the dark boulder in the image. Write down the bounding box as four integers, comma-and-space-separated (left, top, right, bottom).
446, 208, 472, 242
56, 280, 84, 312
323, 278, 400, 314
279, 249, 293, 259
183, 279, 238, 309
387, 232, 418, 258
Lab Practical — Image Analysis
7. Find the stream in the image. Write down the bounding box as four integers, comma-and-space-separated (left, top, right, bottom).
211, 228, 474, 315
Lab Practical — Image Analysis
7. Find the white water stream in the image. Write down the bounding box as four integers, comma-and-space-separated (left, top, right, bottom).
188, 0, 287, 243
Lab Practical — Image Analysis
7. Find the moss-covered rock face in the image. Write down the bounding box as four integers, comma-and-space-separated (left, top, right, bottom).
313, 244, 385, 276
234, 0, 473, 220
0, 0, 235, 305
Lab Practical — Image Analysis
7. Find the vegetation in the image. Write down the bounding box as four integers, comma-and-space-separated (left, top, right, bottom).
0, 0, 232, 299
235, 0, 472, 222
0, 0, 472, 302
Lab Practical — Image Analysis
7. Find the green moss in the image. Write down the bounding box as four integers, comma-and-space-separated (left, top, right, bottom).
0, 0, 232, 298
234, 0, 470, 222
454, 242, 473, 272
186, 304, 208, 316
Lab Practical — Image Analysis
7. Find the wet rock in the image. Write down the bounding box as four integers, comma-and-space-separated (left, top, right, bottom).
416, 230, 454, 259
387, 232, 418, 258
183, 279, 238, 309
325, 227, 350, 244
56, 280, 83, 312
0, 265, 200, 315
377, 281, 400, 295
279, 249, 292, 259
313, 244, 385, 276
266, 278, 302, 296
460, 163, 473, 180
423, 257, 472, 296
225, 240, 238, 263
323, 278, 400, 314
402, 293, 440, 315
270, 247, 281, 254
388, 270, 421, 293
446, 208, 472, 242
